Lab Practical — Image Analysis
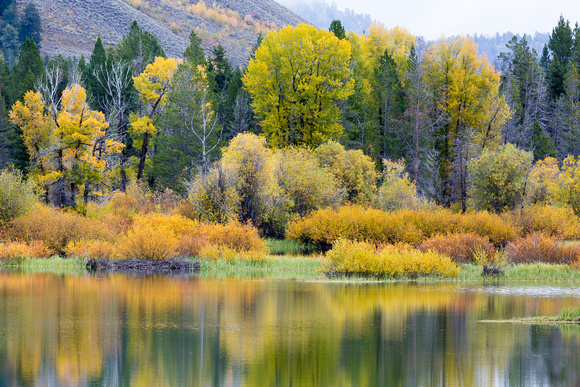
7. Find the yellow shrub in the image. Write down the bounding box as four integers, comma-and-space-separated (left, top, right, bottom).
326, 239, 459, 277
115, 214, 198, 260
176, 235, 209, 257
506, 204, 580, 240
9, 204, 113, 254
460, 211, 519, 246
0, 241, 52, 259
65, 239, 115, 260
198, 244, 267, 262
420, 233, 495, 263
196, 221, 268, 259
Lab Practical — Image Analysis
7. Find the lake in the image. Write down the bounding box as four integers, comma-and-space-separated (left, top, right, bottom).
0, 272, 579, 386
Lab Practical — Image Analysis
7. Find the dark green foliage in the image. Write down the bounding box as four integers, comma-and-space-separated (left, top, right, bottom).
547, 16, 573, 99
86, 36, 109, 110
0, 0, 12, 17
531, 121, 557, 161
371, 47, 406, 160
329, 19, 346, 40
539, 44, 550, 71
18, 2, 42, 46
2, 1, 18, 29
0, 23, 19, 67
183, 30, 205, 66
11, 38, 43, 104
115, 21, 165, 74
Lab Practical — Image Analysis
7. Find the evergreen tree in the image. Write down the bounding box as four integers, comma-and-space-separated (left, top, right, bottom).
0, 0, 12, 17
206, 45, 232, 133
547, 16, 573, 99
86, 36, 109, 110
0, 23, 19, 67
183, 30, 205, 66
11, 38, 43, 104
2, 1, 18, 29
531, 121, 556, 161
539, 44, 550, 71
115, 21, 165, 75
18, 2, 42, 46
372, 47, 406, 160
329, 19, 346, 40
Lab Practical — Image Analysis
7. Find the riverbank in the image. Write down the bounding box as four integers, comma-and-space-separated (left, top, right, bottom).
3, 256, 580, 282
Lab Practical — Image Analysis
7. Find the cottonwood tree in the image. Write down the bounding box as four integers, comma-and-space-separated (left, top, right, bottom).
243, 24, 354, 148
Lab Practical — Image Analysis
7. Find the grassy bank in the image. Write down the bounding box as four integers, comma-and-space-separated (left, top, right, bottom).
3, 255, 580, 283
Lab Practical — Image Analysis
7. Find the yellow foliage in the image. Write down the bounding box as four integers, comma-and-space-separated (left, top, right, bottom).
326, 239, 459, 278
9, 204, 112, 254
244, 24, 354, 147
0, 241, 52, 260
551, 155, 580, 215
526, 157, 559, 204
65, 239, 115, 260
505, 204, 580, 240
287, 204, 518, 247
9, 91, 51, 160
133, 56, 181, 106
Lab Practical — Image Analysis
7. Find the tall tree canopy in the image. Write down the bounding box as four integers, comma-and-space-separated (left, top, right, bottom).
243, 24, 354, 148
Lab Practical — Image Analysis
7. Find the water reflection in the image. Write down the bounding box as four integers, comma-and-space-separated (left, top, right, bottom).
0, 273, 579, 385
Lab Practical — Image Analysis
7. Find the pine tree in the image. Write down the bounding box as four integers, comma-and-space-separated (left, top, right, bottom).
0, 23, 19, 67
329, 20, 346, 40
183, 30, 205, 66
11, 38, 43, 104
115, 21, 165, 75
2, 1, 18, 29
0, 0, 12, 17
18, 2, 42, 46
547, 16, 573, 99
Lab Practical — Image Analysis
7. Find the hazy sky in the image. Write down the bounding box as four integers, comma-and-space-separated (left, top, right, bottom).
283, 0, 580, 40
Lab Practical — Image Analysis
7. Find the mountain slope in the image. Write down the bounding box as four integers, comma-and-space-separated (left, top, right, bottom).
22, 0, 308, 66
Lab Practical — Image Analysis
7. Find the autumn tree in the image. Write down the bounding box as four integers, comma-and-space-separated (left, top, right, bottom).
425, 36, 508, 210
9, 86, 123, 206
468, 143, 532, 213
243, 24, 354, 148
130, 56, 180, 182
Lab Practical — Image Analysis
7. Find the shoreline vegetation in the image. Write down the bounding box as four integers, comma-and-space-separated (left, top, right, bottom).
4, 255, 580, 283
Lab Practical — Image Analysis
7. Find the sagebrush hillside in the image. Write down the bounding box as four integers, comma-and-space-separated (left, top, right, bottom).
21, 0, 307, 65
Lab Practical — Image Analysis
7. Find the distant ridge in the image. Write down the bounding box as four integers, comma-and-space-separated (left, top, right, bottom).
20, 0, 308, 66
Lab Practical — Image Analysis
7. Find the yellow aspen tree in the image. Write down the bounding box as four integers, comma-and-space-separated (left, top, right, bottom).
425, 36, 509, 211
243, 24, 354, 148
9, 85, 123, 207
131, 56, 181, 181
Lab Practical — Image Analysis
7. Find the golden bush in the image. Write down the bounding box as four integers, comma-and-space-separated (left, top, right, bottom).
506, 204, 580, 240
0, 241, 52, 260
326, 239, 459, 278
9, 204, 113, 254
115, 214, 197, 261
65, 239, 115, 260
460, 211, 519, 246
420, 233, 495, 263
198, 244, 267, 262
197, 221, 267, 255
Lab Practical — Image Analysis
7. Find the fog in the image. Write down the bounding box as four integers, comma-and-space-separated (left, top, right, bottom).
276, 0, 580, 39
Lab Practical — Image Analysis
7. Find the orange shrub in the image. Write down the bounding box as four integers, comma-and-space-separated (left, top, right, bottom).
65, 239, 115, 260
176, 235, 209, 257
326, 239, 459, 278
506, 233, 580, 264
9, 204, 113, 254
420, 233, 495, 263
0, 241, 52, 260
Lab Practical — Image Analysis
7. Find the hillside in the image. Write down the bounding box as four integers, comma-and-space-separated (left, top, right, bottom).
276, 0, 377, 34
20, 0, 308, 66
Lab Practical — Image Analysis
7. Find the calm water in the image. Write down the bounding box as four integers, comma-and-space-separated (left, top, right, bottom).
0, 273, 580, 386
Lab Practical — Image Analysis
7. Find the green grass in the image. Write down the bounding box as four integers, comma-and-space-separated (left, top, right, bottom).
265, 239, 317, 256
198, 255, 323, 279
3, 255, 580, 283
0, 256, 87, 275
